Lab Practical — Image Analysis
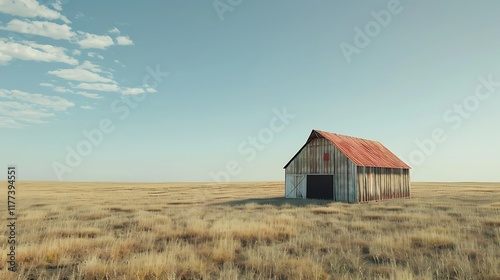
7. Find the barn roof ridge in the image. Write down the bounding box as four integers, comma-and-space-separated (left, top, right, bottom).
283, 129, 410, 169
312, 129, 383, 143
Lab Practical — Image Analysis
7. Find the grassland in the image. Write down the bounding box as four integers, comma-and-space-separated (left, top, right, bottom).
0, 181, 499, 279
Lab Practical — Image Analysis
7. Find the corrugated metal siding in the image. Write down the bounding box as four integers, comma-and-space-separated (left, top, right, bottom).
357, 167, 410, 202
314, 130, 410, 169
284, 138, 357, 203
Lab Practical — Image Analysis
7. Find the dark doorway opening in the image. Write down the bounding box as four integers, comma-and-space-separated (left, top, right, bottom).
306, 175, 334, 200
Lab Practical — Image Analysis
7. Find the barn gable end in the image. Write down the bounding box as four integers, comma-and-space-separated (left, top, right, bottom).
285, 138, 357, 202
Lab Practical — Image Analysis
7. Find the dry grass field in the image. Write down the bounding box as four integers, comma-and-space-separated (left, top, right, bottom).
0, 181, 499, 280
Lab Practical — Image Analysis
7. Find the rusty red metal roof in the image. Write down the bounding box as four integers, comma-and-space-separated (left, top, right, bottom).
284, 129, 410, 169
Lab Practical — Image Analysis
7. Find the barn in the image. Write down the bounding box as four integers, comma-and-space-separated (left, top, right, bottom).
284, 129, 410, 203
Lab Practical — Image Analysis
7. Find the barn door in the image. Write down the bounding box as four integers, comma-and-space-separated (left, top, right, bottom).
306, 175, 334, 200
285, 175, 306, 198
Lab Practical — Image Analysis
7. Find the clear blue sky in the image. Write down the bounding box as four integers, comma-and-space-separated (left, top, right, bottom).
1, 0, 499, 182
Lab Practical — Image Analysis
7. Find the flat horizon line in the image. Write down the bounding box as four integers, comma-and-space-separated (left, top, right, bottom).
5, 180, 500, 184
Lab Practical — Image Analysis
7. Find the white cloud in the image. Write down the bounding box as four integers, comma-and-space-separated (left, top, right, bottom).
80, 105, 92, 110
72, 49, 81, 56
114, 59, 126, 67
88, 52, 104, 60
76, 61, 115, 81
75, 12, 84, 19
53, 86, 72, 93
0, 21, 134, 51
78, 60, 104, 73
0, 88, 74, 127
39, 83, 103, 99
74, 83, 119, 92
39, 82, 102, 99
0, 52, 11, 65
75, 91, 101, 99
122, 88, 144, 95
0, 19, 74, 40
0, 0, 70, 23
77, 32, 114, 49
0, 101, 54, 125
25, 40, 68, 53
116, 35, 134, 46
122, 87, 157, 95
0, 117, 24, 128
51, 0, 63, 12
48, 68, 115, 83
0, 38, 78, 65
109, 27, 120, 34
0, 89, 74, 111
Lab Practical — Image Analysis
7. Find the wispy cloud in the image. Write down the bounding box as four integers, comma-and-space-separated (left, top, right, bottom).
116, 36, 134, 46
122, 87, 145, 95
74, 12, 85, 19
40, 82, 54, 87
114, 59, 126, 67
48, 68, 115, 83
0, 0, 70, 23
0, 38, 78, 65
0, 89, 74, 111
78, 60, 105, 73
76, 32, 114, 49
74, 82, 120, 92
0, 88, 74, 127
0, 0, 148, 128
0, 116, 25, 128
53, 86, 72, 93
0, 102, 54, 125
37, 83, 103, 99
108, 27, 120, 34
87, 52, 104, 59
51, 0, 63, 12
0, 19, 134, 50
75, 91, 101, 99
0, 19, 74, 40
125, 86, 158, 94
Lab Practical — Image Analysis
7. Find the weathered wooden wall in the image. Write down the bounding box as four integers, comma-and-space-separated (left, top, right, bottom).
357, 167, 410, 202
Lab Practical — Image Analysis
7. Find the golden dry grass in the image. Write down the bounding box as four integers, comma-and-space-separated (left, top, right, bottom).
0, 181, 499, 279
